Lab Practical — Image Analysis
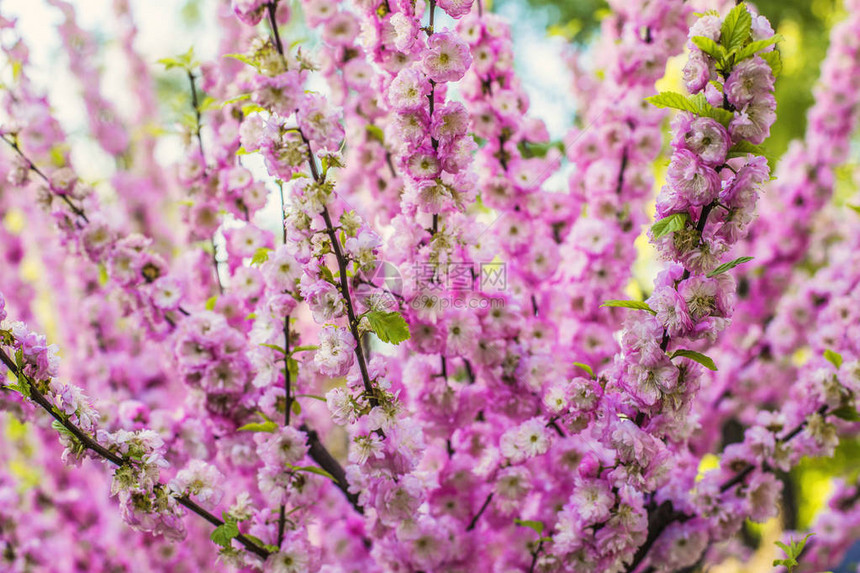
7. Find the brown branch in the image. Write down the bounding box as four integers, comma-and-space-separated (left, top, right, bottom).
299, 424, 364, 514
0, 347, 270, 560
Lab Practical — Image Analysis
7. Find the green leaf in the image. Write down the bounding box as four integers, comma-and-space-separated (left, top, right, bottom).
287, 357, 299, 382
237, 411, 278, 433
242, 534, 266, 548
291, 345, 319, 355
572, 362, 594, 378
645, 92, 699, 114
651, 213, 689, 240
220, 93, 251, 107
760, 50, 782, 78
51, 420, 75, 439
727, 141, 766, 159
831, 406, 860, 422
199, 96, 219, 112
824, 349, 843, 369
690, 36, 726, 61
223, 53, 258, 69
600, 300, 657, 315
847, 204, 860, 215
260, 343, 287, 355
319, 265, 335, 284
689, 93, 734, 127
707, 256, 754, 277
210, 521, 239, 548
514, 519, 544, 536
720, 3, 752, 53
366, 311, 411, 345
250, 247, 270, 266
295, 393, 328, 402
287, 464, 337, 482
734, 35, 784, 60
205, 296, 218, 311
291, 400, 302, 416
671, 349, 718, 371
158, 46, 197, 71
237, 420, 278, 433
98, 264, 109, 286
366, 124, 385, 143
790, 533, 813, 555
240, 102, 266, 115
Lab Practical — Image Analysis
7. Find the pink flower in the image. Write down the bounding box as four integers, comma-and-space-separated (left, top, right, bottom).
683, 50, 712, 94
729, 95, 777, 145
666, 148, 721, 206
422, 32, 472, 83
314, 326, 355, 377
437, 0, 474, 19
724, 56, 775, 109
678, 117, 730, 166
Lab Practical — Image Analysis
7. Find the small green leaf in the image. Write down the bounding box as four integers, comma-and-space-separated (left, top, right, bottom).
240, 102, 266, 115
291, 345, 319, 355
237, 420, 278, 433
205, 296, 218, 311
223, 53, 258, 69
366, 124, 385, 143
727, 141, 766, 158
689, 93, 734, 127
760, 50, 782, 78
707, 256, 754, 277
671, 349, 718, 371
238, 411, 278, 433
790, 533, 813, 555
260, 343, 287, 355
210, 521, 239, 548
645, 92, 699, 114
220, 93, 251, 107
287, 464, 337, 482
824, 349, 843, 369
572, 362, 594, 378
98, 264, 109, 286
734, 35, 784, 60
651, 213, 689, 240
157, 57, 182, 70
514, 519, 544, 536
366, 311, 411, 345
773, 558, 798, 569
250, 247, 271, 266
847, 204, 860, 214
242, 534, 266, 548
831, 406, 860, 422
600, 300, 657, 315
158, 46, 197, 71
690, 36, 726, 61
720, 3, 752, 53
199, 96, 218, 112
319, 266, 335, 284
295, 393, 328, 402
287, 357, 299, 382
291, 400, 302, 416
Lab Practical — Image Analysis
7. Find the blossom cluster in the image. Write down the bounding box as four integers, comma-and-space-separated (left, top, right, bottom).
1, 1, 860, 572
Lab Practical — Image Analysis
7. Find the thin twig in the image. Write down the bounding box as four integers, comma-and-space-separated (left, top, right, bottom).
0, 348, 270, 560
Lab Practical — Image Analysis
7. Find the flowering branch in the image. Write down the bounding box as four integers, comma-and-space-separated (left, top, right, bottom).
0, 346, 271, 560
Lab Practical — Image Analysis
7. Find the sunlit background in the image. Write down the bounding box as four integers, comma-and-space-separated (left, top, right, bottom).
2, 0, 859, 570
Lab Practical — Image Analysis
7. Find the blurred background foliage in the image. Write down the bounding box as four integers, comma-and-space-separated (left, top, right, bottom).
498, 0, 846, 159
7, 0, 859, 569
